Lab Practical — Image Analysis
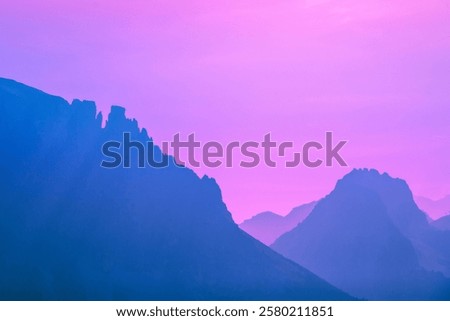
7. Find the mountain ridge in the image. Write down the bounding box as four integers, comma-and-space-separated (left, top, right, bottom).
0, 77, 350, 300
415, 195, 450, 220
239, 201, 317, 245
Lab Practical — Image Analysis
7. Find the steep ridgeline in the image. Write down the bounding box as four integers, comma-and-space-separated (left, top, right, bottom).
239, 201, 316, 245
0, 78, 350, 300
415, 195, 450, 220
272, 169, 450, 300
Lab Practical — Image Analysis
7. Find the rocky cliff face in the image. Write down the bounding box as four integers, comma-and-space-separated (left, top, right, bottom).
0, 77, 350, 300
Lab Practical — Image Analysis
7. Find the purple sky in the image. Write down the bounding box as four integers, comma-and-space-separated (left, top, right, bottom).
1, 0, 449, 222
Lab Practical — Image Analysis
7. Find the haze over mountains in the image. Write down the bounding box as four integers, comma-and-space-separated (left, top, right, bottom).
0, 77, 351, 300
415, 195, 450, 220
272, 169, 450, 300
239, 201, 316, 245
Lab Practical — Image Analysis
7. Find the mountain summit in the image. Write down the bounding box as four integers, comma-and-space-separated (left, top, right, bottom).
272, 169, 450, 300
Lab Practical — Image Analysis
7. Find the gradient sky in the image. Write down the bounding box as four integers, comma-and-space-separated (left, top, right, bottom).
1, 0, 449, 222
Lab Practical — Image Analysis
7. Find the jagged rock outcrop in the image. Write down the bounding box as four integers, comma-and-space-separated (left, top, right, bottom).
0, 77, 350, 300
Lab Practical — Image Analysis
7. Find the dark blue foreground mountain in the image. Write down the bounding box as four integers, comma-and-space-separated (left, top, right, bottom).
272, 169, 450, 300
0, 78, 350, 300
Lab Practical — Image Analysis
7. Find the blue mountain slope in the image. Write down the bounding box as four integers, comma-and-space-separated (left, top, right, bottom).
0, 78, 350, 300
272, 169, 450, 300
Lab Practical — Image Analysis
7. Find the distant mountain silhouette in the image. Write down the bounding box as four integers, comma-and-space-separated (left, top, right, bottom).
330, 169, 450, 279
415, 195, 450, 220
0, 77, 350, 300
239, 201, 316, 245
432, 215, 450, 231
272, 169, 450, 300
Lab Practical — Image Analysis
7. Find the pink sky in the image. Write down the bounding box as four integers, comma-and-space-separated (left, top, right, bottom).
1, 0, 449, 222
